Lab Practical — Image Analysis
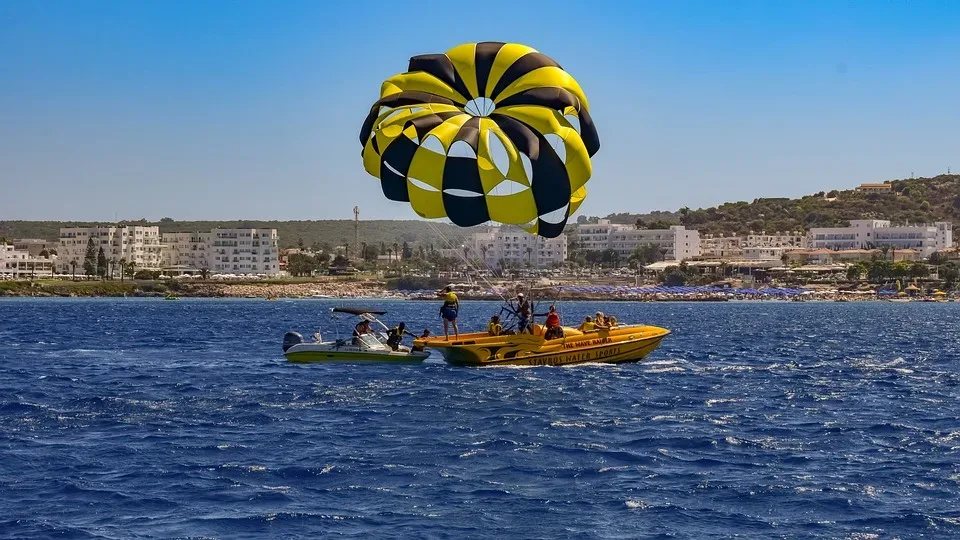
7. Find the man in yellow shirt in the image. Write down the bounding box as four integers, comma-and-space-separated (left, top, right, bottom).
439, 285, 459, 340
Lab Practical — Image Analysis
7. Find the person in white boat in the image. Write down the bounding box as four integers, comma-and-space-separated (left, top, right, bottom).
386, 322, 416, 351
352, 319, 372, 345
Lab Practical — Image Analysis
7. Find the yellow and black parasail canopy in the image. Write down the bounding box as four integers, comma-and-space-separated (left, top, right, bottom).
359, 42, 600, 238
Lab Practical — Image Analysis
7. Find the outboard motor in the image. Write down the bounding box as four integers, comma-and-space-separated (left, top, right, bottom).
282, 331, 304, 353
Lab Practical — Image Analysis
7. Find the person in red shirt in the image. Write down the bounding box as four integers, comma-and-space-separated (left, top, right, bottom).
544, 305, 562, 339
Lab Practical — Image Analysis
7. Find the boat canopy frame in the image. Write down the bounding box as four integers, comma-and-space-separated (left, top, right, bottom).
331, 307, 387, 316
326, 306, 393, 348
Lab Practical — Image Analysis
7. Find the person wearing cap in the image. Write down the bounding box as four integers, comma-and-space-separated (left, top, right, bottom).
439, 285, 459, 340
515, 292, 531, 334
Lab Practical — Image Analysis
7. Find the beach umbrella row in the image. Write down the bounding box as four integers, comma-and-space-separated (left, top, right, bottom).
393, 286, 817, 296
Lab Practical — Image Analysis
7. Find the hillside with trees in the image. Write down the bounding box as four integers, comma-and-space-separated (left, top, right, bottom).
582, 174, 960, 235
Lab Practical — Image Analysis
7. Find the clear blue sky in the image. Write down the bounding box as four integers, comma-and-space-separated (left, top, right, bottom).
2, 0, 958, 222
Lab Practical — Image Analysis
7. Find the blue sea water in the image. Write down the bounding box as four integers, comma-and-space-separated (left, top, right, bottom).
1, 298, 959, 539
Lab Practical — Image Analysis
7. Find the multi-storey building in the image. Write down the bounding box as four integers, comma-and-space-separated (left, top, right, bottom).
606, 226, 701, 261
574, 221, 701, 262
808, 220, 952, 258
455, 226, 566, 269
742, 231, 808, 248
160, 232, 212, 272
700, 234, 743, 259
209, 228, 280, 275
57, 226, 163, 273
1, 243, 57, 278
574, 220, 624, 251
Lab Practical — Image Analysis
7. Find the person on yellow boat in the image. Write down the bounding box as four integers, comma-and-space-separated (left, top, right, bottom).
544, 305, 563, 339
578, 316, 596, 332
607, 315, 618, 327
386, 322, 415, 351
487, 315, 503, 336
594, 312, 607, 326
515, 293, 532, 334
411, 329, 430, 352
439, 285, 459, 340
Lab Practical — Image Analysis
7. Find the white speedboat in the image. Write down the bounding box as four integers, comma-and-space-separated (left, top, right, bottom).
282, 307, 428, 364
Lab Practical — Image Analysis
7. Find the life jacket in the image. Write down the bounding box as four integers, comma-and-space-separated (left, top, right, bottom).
487, 322, 502, 336
545, 312, 560, 327
580, 321, 595, 331
443, 291, 458, 307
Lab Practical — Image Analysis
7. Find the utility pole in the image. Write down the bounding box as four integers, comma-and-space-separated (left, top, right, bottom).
353, 206, 360, 260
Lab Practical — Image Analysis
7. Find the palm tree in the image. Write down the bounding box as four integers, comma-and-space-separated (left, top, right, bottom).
659, 248, 669, 262
128, 261, 137, 280
463, 246, 471, 263
526, 247, 533, 267
200, 267, 210, 280
393, 243, 400, 264
70, 259, 77, 281
480, 245, 488, 262
386, 248, 393, 264
880, 246, 890, 261
118, 258, 126, 282
361, 242, 367, 260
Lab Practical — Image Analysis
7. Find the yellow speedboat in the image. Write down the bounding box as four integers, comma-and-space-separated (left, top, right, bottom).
415, 323, 670, 367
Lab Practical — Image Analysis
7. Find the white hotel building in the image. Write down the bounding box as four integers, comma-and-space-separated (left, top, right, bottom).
57, 226, 280, 276
575, 220, 702, 262
809, 220, 952, 259
207, 228, 280, 275
160, 232, 212, 272
58, 226, 163, 273
456, 226, 567, 269
1, 243, 57, 278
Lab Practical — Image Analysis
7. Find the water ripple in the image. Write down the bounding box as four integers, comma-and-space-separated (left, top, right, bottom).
1, 298, 959, 538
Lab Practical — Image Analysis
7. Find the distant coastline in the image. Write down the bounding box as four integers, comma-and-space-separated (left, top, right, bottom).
0, 278, 949, 303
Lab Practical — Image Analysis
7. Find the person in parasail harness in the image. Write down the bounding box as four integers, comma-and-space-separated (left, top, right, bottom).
439, 285, 459, 340
487, 315, 503, 336
386, 322, 415, 351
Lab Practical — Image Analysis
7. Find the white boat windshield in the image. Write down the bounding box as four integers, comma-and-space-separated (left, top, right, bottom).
356, 333, 388, 351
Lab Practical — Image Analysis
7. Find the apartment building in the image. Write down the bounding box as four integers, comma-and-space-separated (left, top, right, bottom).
809, 220, 952, 258
57, 226, 163, 273
209, 228, 280, 275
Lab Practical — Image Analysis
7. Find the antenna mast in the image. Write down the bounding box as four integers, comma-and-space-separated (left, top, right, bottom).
353, 206, 360, 259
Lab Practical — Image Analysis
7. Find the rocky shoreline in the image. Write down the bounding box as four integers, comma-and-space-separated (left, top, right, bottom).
1, 279, 949, 302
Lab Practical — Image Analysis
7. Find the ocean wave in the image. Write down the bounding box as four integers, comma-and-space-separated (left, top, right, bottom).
3, 299, 960, 538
